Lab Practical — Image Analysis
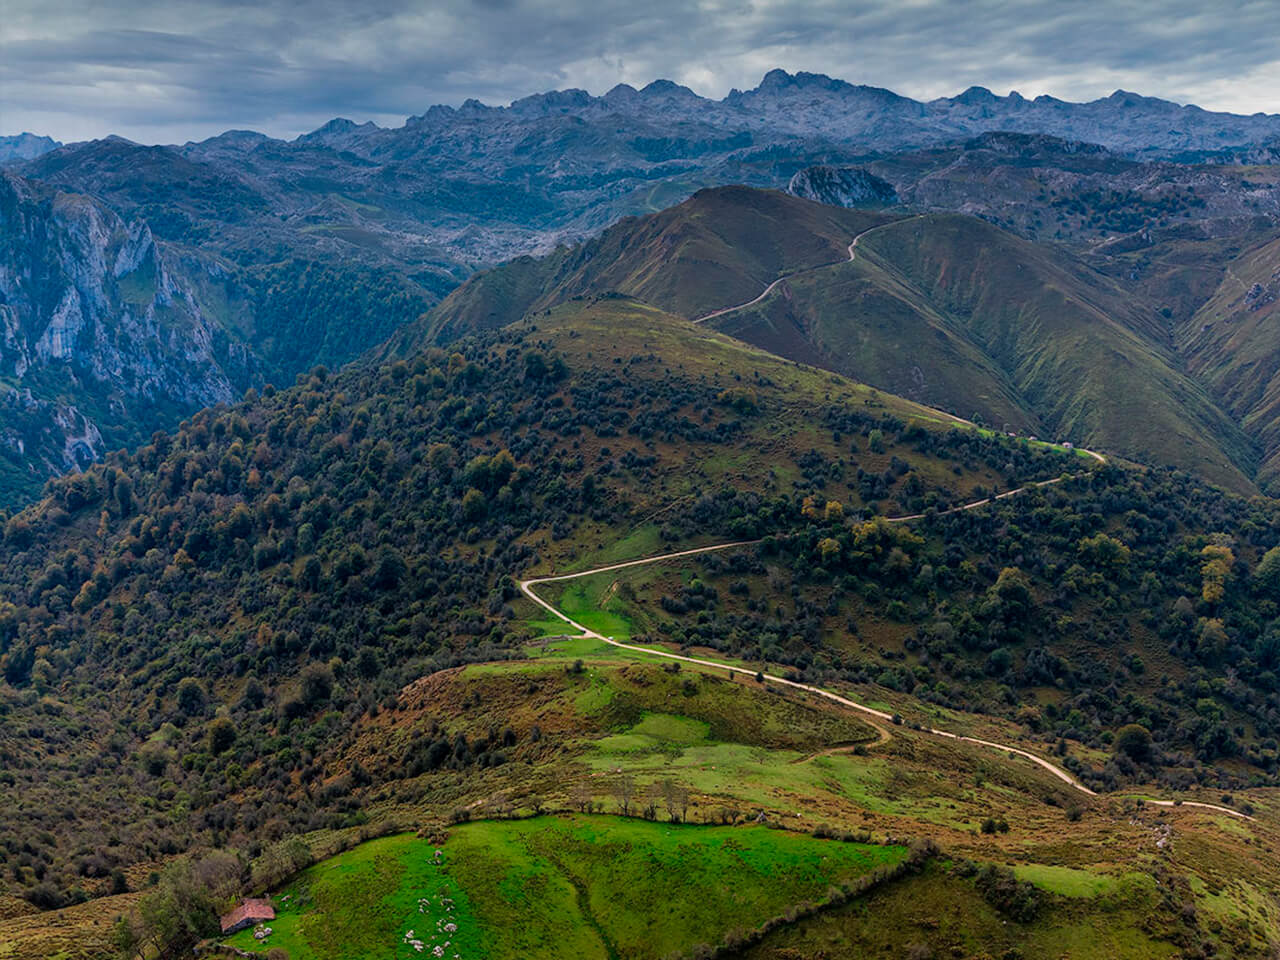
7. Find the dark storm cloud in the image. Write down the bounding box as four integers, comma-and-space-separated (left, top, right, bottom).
3, 0, 1278, 143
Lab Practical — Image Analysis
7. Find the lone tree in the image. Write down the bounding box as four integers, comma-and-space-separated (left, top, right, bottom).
1114, 723, 1153, 762
662, 780, 691, 822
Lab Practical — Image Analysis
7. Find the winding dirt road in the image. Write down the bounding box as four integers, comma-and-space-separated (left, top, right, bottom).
521, 218, 1250, 820
691, 221, 891, 324
520, 479, 1248, 820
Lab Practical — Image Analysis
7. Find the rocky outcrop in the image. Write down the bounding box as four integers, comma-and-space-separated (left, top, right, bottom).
788, 166, 898, 207
0, 171, 255, 499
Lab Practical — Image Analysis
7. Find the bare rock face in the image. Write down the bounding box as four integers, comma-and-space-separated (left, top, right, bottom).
0, 171, 252, 497
788, 166, 898, 207
0, 133, 61, 166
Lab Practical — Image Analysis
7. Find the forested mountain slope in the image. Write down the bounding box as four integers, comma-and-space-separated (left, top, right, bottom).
0, 167, 434, 505
0, 297, 1068, 909
2, 297, 1279, 921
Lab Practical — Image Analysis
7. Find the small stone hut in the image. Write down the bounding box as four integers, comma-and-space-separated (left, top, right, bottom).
220, 898, 276, 935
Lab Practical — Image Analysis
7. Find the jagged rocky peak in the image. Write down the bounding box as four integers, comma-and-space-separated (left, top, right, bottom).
0, 132, 62, 165
787, 165, 898, 207
635, 79, 703, 104
727, 70, 915, 110
510, 88, 596, 115
952, 85, 1001, 105
757, 68, 852, 93
296, 117, 382, 144
603, 83, 640, 104
188, 129, 272, 150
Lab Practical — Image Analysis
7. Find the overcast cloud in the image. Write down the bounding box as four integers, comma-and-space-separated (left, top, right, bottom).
2, 0, 1279, 144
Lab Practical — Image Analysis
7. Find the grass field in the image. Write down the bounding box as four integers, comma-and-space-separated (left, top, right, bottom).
737, 860, 1182, 960
226, 816, 908, 960
225, 831, 480, 960
11, 653, 1277, 960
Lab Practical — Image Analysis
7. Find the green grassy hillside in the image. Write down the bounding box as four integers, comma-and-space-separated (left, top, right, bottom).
843, 214, 1257, 491
390, 187, 896, 349
9, 645, 1280, 958
710, 230, 1039, 433
738, 861, 1183, 960
1181, 232, 1280, 489
223, 821, 907, 960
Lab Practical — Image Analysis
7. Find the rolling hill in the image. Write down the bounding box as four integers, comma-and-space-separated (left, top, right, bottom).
402, 186, 897, 347
400, 186, 1259, 492
3, 295, 1280, 957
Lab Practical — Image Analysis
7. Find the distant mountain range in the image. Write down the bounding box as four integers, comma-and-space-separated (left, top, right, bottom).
3, 70, 1280, 501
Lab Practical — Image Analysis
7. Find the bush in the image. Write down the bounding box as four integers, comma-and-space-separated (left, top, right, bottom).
1114, 723, 1153, 762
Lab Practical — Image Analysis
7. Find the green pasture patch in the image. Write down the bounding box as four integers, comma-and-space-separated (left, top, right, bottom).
737, 861, 1179, 960
1012, 863, 1119, 898
229, 817, 906, 960
444, 815, 906, 959
224, 832, 483, 960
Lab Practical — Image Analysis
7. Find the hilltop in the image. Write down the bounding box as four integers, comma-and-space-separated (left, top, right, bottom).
398, 186, 1259, 492
0, 297, 1062, 912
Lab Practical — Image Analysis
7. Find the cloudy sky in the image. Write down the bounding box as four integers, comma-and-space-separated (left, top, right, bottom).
3, 0, 1279, 144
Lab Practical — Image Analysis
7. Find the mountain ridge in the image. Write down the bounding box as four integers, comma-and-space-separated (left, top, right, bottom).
287, 70, 1280, 156
5, 70, 1280, 502
399, 186, 1261, 492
